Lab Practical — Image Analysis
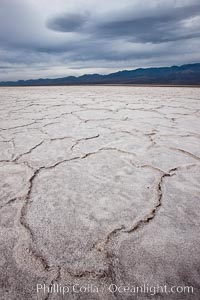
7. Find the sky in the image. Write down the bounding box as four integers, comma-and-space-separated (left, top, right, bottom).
0, 0, 200, 81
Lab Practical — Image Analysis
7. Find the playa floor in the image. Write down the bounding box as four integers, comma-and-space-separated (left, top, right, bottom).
0, 86, 200, 299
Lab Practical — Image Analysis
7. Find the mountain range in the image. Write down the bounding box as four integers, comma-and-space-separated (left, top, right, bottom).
0, 63, 200, 86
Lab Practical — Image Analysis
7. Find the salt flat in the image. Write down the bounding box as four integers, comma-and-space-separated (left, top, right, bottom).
0, 86, 200, 299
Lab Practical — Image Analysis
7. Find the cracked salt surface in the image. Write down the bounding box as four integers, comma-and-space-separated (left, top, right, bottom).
0, 86, 200, 299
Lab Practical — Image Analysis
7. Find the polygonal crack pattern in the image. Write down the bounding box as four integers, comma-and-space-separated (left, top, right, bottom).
0, 86, 200, 300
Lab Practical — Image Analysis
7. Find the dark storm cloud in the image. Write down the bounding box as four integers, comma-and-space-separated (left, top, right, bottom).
47, 12, 89, 33
47, 2, 200, 43
94, 3, 200, 43
0, 0, 200, 80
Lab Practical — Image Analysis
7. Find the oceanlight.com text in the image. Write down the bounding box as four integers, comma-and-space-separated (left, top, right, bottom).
37, 283, 194, 296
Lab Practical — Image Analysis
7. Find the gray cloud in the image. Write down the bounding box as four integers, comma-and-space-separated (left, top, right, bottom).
46, 1, 200, 43
47, 12, 89, 33
0, 0, 200, 80
94, 3, 200, 43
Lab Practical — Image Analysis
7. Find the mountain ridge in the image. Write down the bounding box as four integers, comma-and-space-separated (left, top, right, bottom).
0, 63, 200, 86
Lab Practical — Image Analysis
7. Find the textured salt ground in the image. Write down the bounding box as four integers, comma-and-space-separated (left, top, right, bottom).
0, 86, 200, 300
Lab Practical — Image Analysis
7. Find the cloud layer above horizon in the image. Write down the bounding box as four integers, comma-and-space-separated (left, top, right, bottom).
0, 0, 200, 80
